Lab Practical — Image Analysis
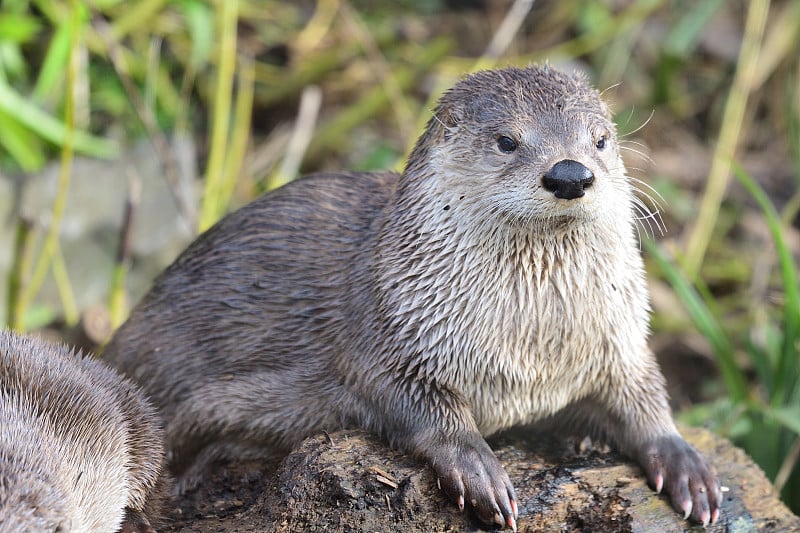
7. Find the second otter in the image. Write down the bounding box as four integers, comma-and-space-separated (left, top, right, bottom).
0, 330, 167, 532
104, 65, 722, 529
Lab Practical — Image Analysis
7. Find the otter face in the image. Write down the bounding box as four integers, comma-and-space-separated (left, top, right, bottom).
425, 65, 630, 228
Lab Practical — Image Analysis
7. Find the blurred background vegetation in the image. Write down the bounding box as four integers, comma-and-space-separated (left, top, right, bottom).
1, 0, 799, 515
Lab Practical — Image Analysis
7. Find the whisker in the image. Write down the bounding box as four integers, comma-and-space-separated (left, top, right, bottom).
636, 226, 646, 249
624, 165, 650, 174
618, 109, 655, 138
618, 170, 667, 239
620, 138, 649, 148
628, 176, 667, 207
631, 196, 666, 237
633, 190, 665, 223
619, 143, 655, 166
619, 139, 651, 152
635, 199, 661, 230
600, 81, 623, 96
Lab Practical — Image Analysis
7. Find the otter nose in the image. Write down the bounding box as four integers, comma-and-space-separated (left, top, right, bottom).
542, 159, 594, 200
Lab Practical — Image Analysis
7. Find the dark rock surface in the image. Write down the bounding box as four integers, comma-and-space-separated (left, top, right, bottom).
164, 427, 798, 532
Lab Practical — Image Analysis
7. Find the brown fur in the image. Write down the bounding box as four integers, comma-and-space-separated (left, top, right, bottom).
103, 65, 721, 528
0, 330, 168, 532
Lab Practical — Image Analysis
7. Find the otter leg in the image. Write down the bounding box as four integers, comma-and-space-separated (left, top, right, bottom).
603, 356, 723, 525
366, 381, 517, 530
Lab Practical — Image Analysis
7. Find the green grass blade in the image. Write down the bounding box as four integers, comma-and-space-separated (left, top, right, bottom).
179, 0, 214, 69
0, 109, 45, 171
745, 333, 776, 400
663, 0, 725, 58
197, 0, 238, 232
766, 406, 800, 437
731, 162, 800, 405
682, 0, 769, 279
645, 238, 750, 402
33, 13, 73, 102
0, 12, 41, 44
109, 0, 167, 41
0, 77, 118, 158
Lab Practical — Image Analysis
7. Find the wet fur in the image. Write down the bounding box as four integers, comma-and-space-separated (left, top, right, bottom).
0, 331, 168, 532
103, 65, 718, 525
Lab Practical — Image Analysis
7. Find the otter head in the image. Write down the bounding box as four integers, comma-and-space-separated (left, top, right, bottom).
405, 65, 630, 231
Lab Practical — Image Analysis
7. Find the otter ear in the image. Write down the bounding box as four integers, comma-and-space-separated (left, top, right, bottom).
440, 103, 461, 127
433, 103, 461, 141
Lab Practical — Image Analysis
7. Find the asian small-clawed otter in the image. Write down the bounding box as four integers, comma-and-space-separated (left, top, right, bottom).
0, 330, 168, 532
103, 65, 722, 530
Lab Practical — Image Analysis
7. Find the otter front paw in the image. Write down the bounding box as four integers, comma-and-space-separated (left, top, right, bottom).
429, 434, 517, 530
638, 434, 722, 526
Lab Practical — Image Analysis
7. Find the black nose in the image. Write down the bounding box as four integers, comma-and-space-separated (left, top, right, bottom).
542, 159, 594, 200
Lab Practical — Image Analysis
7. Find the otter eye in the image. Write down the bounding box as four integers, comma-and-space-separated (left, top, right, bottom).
497, 135, 517, 153
596, 135, 607, 150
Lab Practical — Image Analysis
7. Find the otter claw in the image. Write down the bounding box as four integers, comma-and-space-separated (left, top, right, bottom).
682, 500, 692, 519
638, 434, 721, 525
508, 515, 518, 531
655, 473, 664, 494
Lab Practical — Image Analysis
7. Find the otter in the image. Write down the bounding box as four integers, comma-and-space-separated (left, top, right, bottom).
103, 65, 721, 529
0, 330, 168, 532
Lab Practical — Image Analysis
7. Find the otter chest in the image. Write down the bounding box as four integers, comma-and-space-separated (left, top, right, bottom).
428, 241, 642, 436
